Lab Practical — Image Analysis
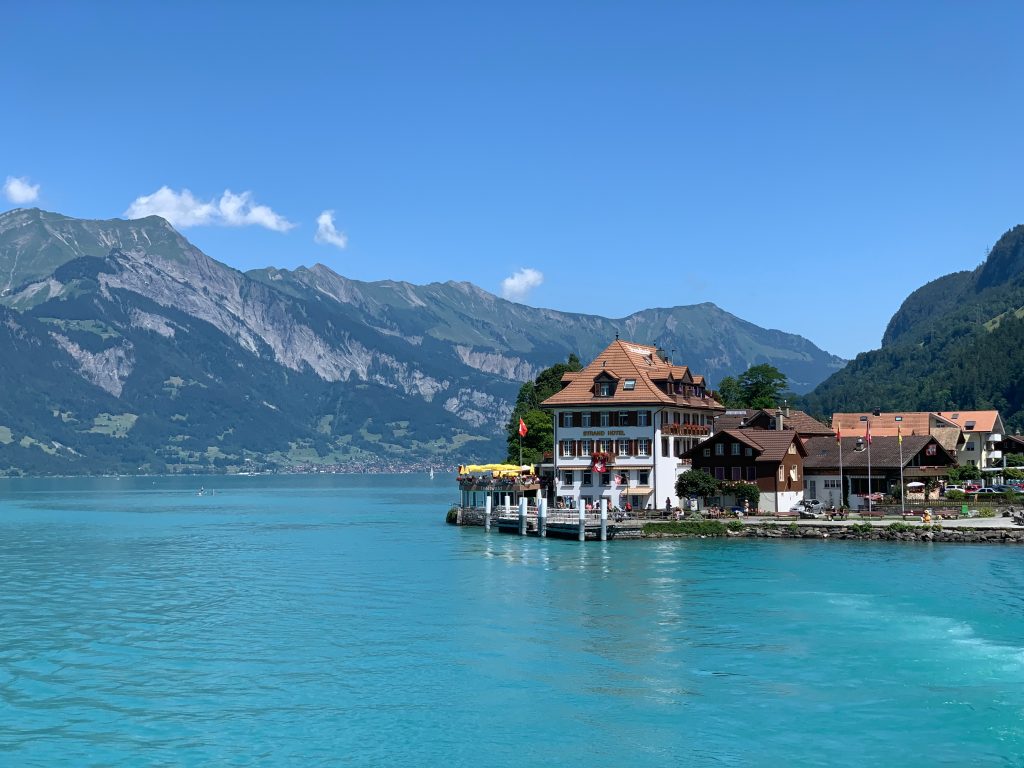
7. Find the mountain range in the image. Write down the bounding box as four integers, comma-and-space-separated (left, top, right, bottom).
0, 208, 845, 474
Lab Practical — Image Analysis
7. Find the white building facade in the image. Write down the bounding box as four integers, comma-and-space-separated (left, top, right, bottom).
542, 340, 724, 511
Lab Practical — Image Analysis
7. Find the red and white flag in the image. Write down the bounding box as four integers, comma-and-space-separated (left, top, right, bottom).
865, 420, 872, 445
518, 417, 528, 438
835, 422, 841, 445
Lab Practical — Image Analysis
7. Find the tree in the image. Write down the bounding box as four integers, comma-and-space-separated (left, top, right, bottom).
739, 364, 789, 410
715, 376, 744, 408
947, 464, 982, 483
1006, 453, 1024, 467
675, 469, 720, 500
722, 481, 760, 509
504, 354, 583, 465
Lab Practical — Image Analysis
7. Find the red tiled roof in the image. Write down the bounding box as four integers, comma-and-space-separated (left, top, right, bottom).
541, 339, 724, 409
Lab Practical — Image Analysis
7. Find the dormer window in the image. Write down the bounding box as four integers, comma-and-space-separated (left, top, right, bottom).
597, 382, 613, 397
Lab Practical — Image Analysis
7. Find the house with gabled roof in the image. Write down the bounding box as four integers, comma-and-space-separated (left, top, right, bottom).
682, 427, 807, 513
832, 410, 1006, 473
540, 338, 724, 511
715, 407, 834, 439
803, 435, 957, 510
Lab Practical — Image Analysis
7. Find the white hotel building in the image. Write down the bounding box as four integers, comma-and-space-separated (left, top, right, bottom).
540, 339, 724, 511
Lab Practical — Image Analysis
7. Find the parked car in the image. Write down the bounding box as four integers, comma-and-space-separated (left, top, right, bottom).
975, 487, 998, 494
944, 485, 965, 496
965, 483, 982, 493
991, 484, 1014, 493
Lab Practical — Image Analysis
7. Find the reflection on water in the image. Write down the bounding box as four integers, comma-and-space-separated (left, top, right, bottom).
0, 474, 1022, 767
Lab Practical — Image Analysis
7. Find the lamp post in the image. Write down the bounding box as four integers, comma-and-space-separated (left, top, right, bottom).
857, 414, 873, 514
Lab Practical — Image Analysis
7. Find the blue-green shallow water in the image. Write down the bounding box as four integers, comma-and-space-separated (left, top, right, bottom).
1, 475, 1022, 767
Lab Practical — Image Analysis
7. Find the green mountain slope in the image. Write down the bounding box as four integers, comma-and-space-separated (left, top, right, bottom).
804, 224, 1024, 431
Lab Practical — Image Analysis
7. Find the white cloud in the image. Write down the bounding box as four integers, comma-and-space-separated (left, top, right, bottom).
4, 176, 40, 204
124, 186, 294, 231
314, 210, 348, 249
501, 267, 544, 301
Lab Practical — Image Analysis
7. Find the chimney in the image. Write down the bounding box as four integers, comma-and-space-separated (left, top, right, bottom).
784, 400, 790, 418
776, 410, 784, 431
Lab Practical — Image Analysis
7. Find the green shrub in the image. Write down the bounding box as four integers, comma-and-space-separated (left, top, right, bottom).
978, 508, 996, 518
446, 507, 459, 524
945, 490, 965, 501
726, 520, 745, 532
849, 522, 874, 535
788, 522, 800, 533
886, 522, 914, 533
643, 520, 730, 536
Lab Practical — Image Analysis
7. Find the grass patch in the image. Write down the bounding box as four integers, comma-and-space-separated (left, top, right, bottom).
88, 413, 138, 437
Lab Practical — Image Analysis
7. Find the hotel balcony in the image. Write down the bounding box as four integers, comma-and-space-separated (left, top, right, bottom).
661, 423, 710, 437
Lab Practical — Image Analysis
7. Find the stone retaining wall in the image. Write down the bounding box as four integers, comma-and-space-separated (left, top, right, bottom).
448, 509, 1024, 543
650, 524, 1024, 544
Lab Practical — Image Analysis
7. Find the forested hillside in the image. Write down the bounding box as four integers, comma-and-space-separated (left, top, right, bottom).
803, 225, 1024, 431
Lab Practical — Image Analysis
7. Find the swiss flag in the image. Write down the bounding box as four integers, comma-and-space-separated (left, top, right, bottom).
518, 417, 528, 438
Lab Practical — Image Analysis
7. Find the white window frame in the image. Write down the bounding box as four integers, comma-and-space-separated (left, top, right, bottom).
599, 412, 611, 427
581, 412, 591, 427
638, 439, 651, 457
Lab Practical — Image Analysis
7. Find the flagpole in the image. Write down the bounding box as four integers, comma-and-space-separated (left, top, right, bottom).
837, 424, 844, 513
898, 425, 905, 515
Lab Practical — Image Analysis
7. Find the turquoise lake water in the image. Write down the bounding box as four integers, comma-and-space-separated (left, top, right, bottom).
0, 474, 1022, 766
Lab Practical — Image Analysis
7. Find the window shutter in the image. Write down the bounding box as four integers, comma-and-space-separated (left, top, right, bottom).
574, 412, 582, 428
630, 439, 637, 455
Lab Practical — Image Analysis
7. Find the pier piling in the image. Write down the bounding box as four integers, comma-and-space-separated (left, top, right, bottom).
538, 498, 547, 538
600, 499, 607, 541
518, 498, 527, 536
578, 506, 585, 542
484, 496, 492, 532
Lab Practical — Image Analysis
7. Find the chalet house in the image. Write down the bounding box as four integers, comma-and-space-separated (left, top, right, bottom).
540, 339, 724, 510
682, 428, 806, 514
832, 410, 1006, 473
803, 435, 957, 510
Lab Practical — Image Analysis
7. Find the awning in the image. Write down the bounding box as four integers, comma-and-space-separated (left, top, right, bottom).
623, 486, 652, 495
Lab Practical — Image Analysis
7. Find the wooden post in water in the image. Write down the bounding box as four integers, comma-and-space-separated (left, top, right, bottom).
578, 506, 586, 542
484, 496, 492, 532
518, 498, 527, 536
538, 498, 547, 538
600, 498, 607, 541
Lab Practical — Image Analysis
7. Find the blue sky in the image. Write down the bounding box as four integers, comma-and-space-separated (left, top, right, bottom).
3, 2, 1023, 360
